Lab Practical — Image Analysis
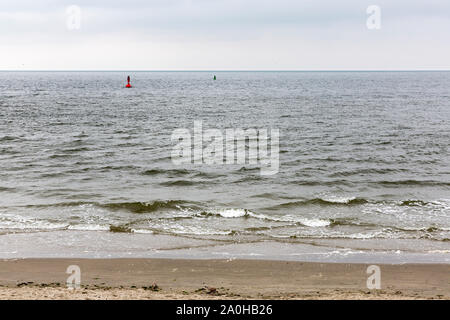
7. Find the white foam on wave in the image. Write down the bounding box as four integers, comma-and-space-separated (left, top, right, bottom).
0, 214, 67, 230
321, 196, 356, 204
165, 224, 231, 236
205, 208, 268, 220
213, 208, 249, 218
68, 224, 109, 231
252, 213, 331, 227
297, 218, 331, 227
197, 208, 332, 228
433, 199, 450, 211
132, 229, 154, 234
428, 250, 450, 254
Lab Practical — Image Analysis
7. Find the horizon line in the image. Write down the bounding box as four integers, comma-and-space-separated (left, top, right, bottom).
1, 69, 450, 72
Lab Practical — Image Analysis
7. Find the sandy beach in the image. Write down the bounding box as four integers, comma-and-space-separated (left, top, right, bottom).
0, 259, 448, 300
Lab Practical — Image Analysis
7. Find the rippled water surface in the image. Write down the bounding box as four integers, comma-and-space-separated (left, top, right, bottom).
0, 71, 449, 259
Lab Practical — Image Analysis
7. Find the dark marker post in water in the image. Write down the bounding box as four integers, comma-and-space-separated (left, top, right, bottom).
214, 75, 216, 80
126, 75, 132, 88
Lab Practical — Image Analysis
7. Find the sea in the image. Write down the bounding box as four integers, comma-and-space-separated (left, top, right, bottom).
0, 71, 449, 263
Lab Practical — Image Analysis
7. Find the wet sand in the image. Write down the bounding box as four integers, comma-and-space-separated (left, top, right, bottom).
0, 259, 448, 300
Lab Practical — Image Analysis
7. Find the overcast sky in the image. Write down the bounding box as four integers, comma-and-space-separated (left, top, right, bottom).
0, 0, 449, 70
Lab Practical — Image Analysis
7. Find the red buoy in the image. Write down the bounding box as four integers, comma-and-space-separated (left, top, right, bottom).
126, 75, 132, 88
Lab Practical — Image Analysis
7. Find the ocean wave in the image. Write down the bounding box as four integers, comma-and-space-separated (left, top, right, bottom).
328, 168, 403, 177
280, 230, 389, 240
148, 223, 232, 236
109, 225, 133, 233
428, 250, 450, 254
290, 180, 355, 186
131, 229, 154, 234
1, 198, 448, 241
399, 200, 430, 207
377, 180, 450, 186
159, 180, 197, 187
297, 218, 331, 227
319, 196, 364, 204
398, 199, 450, 209
392, 225, 450, 233
1, 200, 196, 214
0, 187, 16, 192
265, 197, 450, 211
266, 197, 368, 209
193, 209, 333, 228
196, 208, 258, 218
212, 208, 250, 218
101, 200, 189, 213
192, 171, 225, 179
237, 167, 260, 172
0, 214, 68, 231
67, 224, 109, 231
142, 168, 191, 176
289, 179, 450, 187
0, 135, 20, 142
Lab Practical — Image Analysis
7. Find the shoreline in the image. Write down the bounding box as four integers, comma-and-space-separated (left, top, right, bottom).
0, 258, 448, 300
1, 230, 448, 264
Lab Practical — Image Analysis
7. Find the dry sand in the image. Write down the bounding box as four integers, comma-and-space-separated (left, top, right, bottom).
0, 259, 448, 300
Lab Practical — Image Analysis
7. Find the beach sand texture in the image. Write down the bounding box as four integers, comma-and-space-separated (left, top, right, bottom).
0, 259, 448, 300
